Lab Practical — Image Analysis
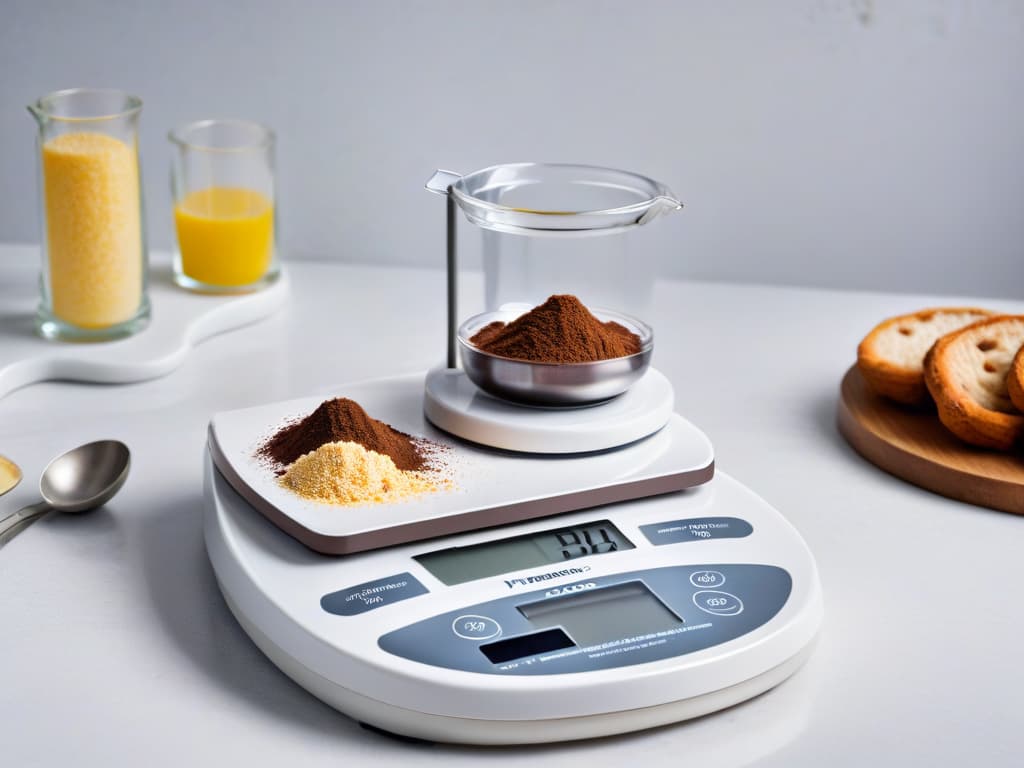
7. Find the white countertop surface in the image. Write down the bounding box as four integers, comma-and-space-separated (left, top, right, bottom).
2, 245, 1022, 766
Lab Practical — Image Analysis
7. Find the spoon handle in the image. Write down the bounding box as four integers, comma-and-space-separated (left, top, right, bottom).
0, 502, 52, 548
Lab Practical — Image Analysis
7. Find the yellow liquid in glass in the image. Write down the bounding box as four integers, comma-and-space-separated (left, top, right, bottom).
42, 132, 143, 328
174, 187, 274, 287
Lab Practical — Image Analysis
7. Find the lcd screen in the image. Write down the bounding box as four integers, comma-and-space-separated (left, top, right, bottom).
479, 628, 575, 664
518, 581, 682, 648
415, 520, 634, 586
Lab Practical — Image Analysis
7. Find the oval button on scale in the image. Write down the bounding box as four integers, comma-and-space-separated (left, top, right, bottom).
693, 590, 744, 616
452, 615, 502, 640
689, 570, 725, 589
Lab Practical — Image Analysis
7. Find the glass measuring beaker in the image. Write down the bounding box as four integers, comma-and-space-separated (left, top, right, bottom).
169, 119, 279, 293
28, 88, 150, 342
426, 163, 682, 367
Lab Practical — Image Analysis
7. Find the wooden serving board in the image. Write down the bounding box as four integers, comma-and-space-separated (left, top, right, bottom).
837, 365, 1024, 515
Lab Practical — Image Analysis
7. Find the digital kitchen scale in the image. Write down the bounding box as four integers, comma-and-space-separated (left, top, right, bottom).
203, 375, 823, 744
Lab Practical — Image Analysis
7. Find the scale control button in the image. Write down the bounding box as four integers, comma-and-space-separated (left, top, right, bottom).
452, 615, 502, 641
690, 570, 726, 589
693, 590, 743, 616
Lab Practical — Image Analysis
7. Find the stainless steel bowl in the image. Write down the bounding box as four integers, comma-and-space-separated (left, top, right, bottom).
457, 307, 653, 407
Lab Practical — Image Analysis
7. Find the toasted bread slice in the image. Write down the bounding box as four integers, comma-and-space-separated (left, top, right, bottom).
1008, 345, 1024, 413
924, 316, 1024, 450
857, 307, 994, 404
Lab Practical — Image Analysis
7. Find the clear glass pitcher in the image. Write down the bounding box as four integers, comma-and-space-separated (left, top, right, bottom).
426, 163, 682, 366
28, 88, 149, 341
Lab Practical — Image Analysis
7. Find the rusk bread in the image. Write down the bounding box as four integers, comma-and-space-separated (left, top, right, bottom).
924, 316, 1024, 450
857, 307, 993, 404
1008, 345, 1024, 413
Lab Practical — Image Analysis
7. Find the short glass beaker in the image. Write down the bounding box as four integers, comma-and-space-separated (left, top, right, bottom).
28, 88, 150, 342
169, 120, 279, 293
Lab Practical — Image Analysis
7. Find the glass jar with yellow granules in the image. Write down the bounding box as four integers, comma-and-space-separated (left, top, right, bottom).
28, 89, 150, 342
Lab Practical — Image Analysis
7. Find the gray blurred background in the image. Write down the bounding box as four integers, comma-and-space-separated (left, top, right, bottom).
2, 0, 1022, 296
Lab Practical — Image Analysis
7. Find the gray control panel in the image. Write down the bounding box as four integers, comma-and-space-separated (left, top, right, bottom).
379, 564, 791, 675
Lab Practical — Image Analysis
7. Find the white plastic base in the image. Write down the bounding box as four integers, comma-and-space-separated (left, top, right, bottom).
204, 459, 823, 746
0, 257, 288, 400
223, 584, 816, 745
208, 372, 713, 554
423, 365, 675, 453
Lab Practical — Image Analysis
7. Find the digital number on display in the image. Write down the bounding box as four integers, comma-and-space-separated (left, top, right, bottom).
414, 520, 635, 586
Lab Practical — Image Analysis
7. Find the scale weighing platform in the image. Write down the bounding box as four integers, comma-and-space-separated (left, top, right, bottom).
204, 374, 822, 744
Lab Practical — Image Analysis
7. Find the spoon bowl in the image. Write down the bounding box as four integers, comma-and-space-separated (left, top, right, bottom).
40, 440, 131, 512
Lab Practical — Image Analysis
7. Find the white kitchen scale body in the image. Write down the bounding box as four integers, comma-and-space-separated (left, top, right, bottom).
203, 372, 823, 744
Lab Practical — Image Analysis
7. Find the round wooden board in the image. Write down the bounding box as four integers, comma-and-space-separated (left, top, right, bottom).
837, 365, 1024, 515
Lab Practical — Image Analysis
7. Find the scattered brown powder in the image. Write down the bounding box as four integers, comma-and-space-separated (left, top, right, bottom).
280, 441, 439, 506
469, 294, 643, 364
261, 397, 429, 471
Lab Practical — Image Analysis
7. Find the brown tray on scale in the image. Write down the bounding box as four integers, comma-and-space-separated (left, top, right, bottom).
837, 365, 1024, 515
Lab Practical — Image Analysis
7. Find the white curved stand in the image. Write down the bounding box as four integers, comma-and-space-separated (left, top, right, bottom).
423, 365, 676, 453
0, 258, 288, 400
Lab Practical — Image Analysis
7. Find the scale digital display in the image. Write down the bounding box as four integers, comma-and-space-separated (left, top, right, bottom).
415, 520, 634, 586
519, 581, 682, 647
479, 581, 683, 663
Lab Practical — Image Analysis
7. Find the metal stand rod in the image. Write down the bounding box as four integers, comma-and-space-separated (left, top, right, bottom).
446, 192, 457, 369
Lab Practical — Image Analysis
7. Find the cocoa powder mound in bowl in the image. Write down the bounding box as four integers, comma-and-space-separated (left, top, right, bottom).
468, 295, 642, 364
457, 296, 653, 406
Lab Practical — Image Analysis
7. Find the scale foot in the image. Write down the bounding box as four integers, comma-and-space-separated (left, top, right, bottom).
358, 721, 437, 746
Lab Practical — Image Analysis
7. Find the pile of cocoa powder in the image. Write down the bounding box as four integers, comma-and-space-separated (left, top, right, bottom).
469, 294, 642, 364
259, 398, 434, 471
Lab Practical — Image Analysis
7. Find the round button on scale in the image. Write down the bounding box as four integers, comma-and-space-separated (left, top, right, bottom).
693, 590, 744, 616
690, 570, 725, 589
452, 615, 502, 641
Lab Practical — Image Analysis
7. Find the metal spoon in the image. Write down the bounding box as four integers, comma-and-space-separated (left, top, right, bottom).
0, 440, 130, 548
0, 454, 21, 497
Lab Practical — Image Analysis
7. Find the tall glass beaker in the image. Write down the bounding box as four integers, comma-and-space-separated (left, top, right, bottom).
28, 88, 149, 342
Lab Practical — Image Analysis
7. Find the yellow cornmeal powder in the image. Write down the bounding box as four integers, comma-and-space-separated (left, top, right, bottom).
0, 456, 21, 494
280, 441, 439, 505
42, 132, 143, 328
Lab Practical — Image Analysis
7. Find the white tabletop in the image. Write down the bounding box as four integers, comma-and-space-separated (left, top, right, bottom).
2, 245, 1021, 767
